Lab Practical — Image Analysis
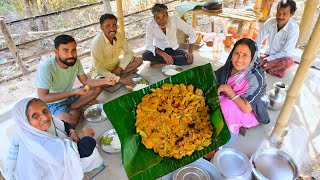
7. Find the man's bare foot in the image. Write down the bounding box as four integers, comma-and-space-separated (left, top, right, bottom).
121, 69, 138, 77
148, 61, 160, 67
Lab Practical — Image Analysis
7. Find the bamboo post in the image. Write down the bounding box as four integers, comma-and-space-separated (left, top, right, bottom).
237, 21, 245, 40
270, 15, 320, 142
103, 0, 112, 14
116, 0, 125, 35
247, 0, 262, 39
253, 0, 262, 14
192, 12, 197, 29
247, 22, 256, 39
297, 0, 319, 46
0, 17, 29, 75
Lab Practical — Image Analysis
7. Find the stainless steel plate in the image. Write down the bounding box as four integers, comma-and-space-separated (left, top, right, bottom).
212, 148, 252, 179
250, 148, 298, 180
173, 165, 210, 180
99, 129, 121, 153
161, 65, 183, 77
161, 158, 222, 180
125, 75, 149, 92
84, 104, 107, 123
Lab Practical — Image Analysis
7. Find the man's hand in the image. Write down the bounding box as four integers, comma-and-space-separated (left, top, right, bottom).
162, 53, 174, 64
82, 126, 95, 138
103, 77, 117, 86
217, 84, 235, 98
74, 87, 89, 96
185, 52, 194, 63
119, 77, 134, 85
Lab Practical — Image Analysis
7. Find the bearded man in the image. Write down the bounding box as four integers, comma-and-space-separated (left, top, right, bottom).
35, 34, 116, 126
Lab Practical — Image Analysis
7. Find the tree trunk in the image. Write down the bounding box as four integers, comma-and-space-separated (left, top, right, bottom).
23, 0, 37, 31
40, 0, 50, 30
30, 0, 44, 31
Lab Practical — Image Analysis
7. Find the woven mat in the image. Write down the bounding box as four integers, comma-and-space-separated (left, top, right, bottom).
83, 164, 106, 180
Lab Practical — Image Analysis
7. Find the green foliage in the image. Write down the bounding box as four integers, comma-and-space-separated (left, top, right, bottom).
0, 0, 14, 14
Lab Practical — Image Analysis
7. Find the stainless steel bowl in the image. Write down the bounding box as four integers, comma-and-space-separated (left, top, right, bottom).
83, 104, 107, 123
161, 65, 183, 77
173, 165, 211, 180
250, 148, 298, 180
211, 148, 252, 180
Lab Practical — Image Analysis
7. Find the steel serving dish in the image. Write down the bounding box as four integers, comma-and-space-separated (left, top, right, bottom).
211, 148, 252, 180
161, 158, 222, 180
173, 165, 210, 180
99, 129, 121, 153
125, 76, 149, 92
161, 65, 183, 77
84, 104, 107, 123
250, 148, 298, 180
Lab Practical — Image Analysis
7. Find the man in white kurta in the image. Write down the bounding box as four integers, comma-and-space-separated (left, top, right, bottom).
256, 0, 299, 78
142, 3, 196, 66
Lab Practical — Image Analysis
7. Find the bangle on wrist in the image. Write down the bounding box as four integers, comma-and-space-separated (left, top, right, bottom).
69, 129, 76, 136
231, 94, 240, 101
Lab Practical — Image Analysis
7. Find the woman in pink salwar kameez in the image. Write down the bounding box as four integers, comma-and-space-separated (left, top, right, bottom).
215, 38, 270, 136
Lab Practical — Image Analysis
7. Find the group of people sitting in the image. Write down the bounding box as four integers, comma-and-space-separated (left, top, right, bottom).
5, 0, 298, 179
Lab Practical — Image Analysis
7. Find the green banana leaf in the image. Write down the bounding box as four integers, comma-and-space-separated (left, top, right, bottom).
103, 63, 230, 180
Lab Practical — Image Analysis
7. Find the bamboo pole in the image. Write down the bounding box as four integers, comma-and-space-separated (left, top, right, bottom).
297, 0, 319, 46
246, 0, 261, 39
116, 0, 125, 35
253, 0, 263, 13
270, 15, 320, 142
0, 17, 29, 75
247, 22, 256, 39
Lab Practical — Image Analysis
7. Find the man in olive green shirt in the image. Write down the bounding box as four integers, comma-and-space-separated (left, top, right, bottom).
90, 14, 143, 85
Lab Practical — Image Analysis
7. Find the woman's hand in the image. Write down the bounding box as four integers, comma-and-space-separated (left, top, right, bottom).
82, 126, 95, 138
69, 129, 80, 143
217, 84, 236, 98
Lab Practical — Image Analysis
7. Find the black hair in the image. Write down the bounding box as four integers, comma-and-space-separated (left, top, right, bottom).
232, 38, 257, 60
151, 3, 168, 14
277, 0, 297, 14
99, 13, 117, 26
54, 34, 76, 49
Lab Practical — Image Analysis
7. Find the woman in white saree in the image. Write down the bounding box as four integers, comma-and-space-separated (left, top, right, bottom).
5, 98, 103, 180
